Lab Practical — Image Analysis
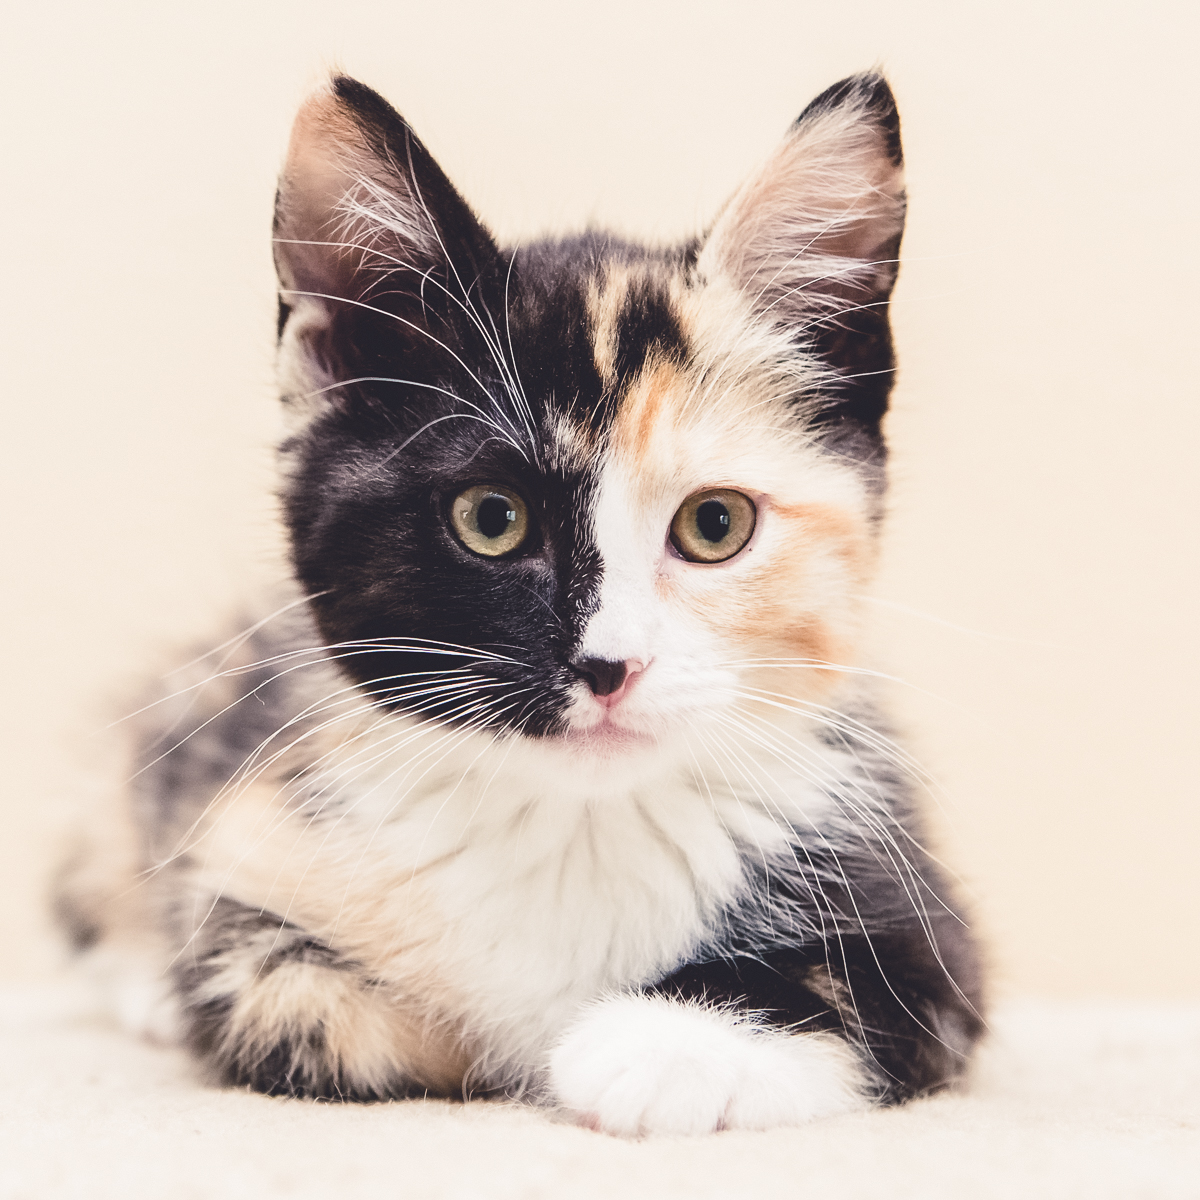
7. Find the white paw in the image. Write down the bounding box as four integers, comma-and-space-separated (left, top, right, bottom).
548, 994, 867, 1137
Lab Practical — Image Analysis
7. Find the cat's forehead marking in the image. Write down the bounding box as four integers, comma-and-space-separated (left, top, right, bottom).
585, 272, 622, 390
604, 312, 795, 484
585, 259, 689, 394
609, 359, 688, 464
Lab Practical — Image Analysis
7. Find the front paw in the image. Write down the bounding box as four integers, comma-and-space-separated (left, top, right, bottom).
548, 994, 866, 1137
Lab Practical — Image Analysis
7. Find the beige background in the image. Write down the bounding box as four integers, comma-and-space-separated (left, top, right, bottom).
2, 0, 1196, 999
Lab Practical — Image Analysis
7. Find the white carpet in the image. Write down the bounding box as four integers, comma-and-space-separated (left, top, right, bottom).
1, 985, 1196, 1200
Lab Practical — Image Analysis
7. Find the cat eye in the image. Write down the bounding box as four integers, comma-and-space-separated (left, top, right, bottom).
669, 489, 756, 563
450, 485, 530, 557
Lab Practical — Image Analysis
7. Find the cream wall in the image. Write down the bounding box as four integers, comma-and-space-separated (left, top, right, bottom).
2, 1, 1196, 997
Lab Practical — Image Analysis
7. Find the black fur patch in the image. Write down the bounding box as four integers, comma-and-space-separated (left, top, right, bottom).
655, 914, 983, 1102
279, 229, 693, 737
53, 875, 100, 952
609, 273, 689, 383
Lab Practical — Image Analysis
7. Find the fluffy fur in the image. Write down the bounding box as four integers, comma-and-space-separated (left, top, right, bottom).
57, 71, 984, 1136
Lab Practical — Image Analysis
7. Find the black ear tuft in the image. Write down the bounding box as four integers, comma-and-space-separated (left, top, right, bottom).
331, 74, 408, 134
324, 76, 493, 266
796, 72, 902, 167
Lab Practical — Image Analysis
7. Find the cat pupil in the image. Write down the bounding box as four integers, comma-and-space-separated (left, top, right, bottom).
477, 495, 515, 539
696, 499, 731, 543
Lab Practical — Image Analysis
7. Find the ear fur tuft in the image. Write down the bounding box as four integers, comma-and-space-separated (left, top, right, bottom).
697, 72, 907, 443
698, 72, 906, 329
272, 75, 497, 409
274, 77, 440, 304
796, 72, 902, 169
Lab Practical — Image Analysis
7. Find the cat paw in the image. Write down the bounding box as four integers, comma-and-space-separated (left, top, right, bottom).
548, 994, 867, 1137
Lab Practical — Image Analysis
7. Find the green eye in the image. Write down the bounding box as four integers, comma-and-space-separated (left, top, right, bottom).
450, 485, 529, 557
669, 489, 756, 563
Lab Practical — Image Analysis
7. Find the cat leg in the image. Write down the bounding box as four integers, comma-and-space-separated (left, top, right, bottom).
173, 897, 460, 1100
649, 926, 985, 1110
548, 993, 866, 1136
549, 923, 983, 1136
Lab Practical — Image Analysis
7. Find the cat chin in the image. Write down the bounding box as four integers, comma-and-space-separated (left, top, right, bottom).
548, 721, 657, 758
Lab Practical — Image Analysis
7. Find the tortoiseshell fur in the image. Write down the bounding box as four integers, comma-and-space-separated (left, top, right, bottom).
58, 72, 984, 1134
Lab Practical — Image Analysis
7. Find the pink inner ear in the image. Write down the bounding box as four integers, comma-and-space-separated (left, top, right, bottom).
274, 87, 433, 303
697, 96, 906, 325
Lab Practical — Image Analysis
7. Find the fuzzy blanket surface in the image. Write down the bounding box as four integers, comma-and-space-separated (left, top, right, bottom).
1, 985, 1196, 1200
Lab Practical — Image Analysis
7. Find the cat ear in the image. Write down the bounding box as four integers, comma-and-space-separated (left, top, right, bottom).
273, 76, 498, 399
697, 73, 906, 436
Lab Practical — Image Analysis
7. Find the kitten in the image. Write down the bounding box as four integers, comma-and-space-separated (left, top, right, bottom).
58, 72, 984, 1136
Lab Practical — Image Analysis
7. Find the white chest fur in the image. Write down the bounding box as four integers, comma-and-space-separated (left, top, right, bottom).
196, 710, 841, 1075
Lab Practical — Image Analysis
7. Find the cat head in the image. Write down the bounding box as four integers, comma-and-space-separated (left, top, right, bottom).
273, 74, 905, 753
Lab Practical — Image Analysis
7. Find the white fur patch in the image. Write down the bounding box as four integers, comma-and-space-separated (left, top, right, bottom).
81, 944, 182, 1045
549, 993, 867, 1136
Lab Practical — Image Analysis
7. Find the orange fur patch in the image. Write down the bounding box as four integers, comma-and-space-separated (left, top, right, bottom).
604, 330, 874, 712
723, 499, 872, 697
611, 360, 681, 463
224, 958, 468, 1094
190, 775, 473, 1089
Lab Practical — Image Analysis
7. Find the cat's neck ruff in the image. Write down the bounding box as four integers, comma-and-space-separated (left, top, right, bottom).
300, 684, 847, 848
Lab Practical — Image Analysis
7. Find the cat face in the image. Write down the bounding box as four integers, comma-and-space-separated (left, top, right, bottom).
273, 76, 905, 751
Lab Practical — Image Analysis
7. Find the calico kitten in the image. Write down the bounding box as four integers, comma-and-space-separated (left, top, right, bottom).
58, 72, 984, 1136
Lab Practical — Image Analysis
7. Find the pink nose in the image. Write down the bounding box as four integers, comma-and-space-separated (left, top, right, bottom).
572, 657, 646, 706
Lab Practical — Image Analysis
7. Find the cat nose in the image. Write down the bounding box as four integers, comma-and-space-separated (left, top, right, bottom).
571, 657, 628, 698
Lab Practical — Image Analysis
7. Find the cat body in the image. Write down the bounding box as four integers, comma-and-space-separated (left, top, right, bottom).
58, 73, 984, 1135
